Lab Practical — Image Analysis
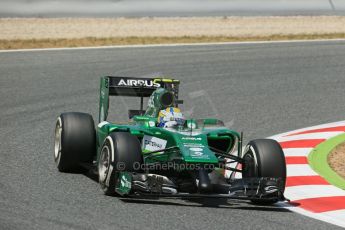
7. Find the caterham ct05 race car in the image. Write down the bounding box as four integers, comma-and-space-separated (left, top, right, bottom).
54, 76, 287, 204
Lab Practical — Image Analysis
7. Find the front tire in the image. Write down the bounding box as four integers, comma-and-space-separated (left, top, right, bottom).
98, 132, 143, 196
242, 139, 286, 205
54, 112, 96, 172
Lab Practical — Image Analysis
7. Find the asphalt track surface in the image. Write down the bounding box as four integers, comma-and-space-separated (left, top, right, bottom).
1, 0, 345, 17
1, 40, 345, 230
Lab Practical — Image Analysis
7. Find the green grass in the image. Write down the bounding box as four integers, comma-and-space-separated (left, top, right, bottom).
308, 133, 345, 190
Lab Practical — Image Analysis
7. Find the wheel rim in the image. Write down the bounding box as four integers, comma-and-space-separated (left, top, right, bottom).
243, 147, 258, 178
98, 145, 110, 183
54, 118, 62, 162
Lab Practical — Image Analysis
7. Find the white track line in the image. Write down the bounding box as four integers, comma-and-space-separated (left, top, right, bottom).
269, 120, 345, 139
277, 205, 345, 229
273, 132, 343, 142
323, 209, 345, 220
1, 38, 345, 53
286, 164, 318, 177
282, 148, 313, 157
285, 185, 345, 201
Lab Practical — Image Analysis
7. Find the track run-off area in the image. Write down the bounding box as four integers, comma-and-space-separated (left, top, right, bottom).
1, 40, 345, 229
269, 120, 345, 228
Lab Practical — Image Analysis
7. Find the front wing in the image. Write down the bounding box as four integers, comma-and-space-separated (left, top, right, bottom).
115, 172, 287, 201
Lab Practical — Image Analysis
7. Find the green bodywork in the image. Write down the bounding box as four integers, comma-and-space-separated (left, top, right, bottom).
96, 76, 242, 168
116, 172, 132, 195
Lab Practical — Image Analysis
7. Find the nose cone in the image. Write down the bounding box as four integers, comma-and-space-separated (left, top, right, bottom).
178, 135, 219, 163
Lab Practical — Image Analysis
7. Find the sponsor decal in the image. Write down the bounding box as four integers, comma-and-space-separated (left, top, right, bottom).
189, 147, 203, 152
187, 122, 197, 129
120, 175, 131, 189
182, 137, 202, 141
148, 121, 156, 127
116, 172, 132, 195
118, 79, 160, 88
142, 135, 167, 152
164, 129, 202, 136
188, 146, 209, 158
191, 151, 203, 156
183, 143, 204, 147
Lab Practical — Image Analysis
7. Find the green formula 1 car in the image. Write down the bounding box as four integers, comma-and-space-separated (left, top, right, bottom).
54, 76, 287, 204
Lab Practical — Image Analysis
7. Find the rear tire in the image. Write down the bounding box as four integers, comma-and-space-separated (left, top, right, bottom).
242, 139, 286, 205
54, 112, 96, 172
98, 132, 143, 196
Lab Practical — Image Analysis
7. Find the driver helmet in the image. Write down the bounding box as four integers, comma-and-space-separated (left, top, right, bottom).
157, 107, 185, 128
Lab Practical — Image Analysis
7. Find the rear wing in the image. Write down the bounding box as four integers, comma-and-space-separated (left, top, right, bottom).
99, 76, 181, 122
107, 76, 162, 97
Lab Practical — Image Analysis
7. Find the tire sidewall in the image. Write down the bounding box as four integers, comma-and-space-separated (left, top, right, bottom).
54, 117, 63, 167
243, 139, 286, 182
54, 112, 96, 172
98, 136, 118, 195
98, 132, 143, 196
242, 139, 286, 204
